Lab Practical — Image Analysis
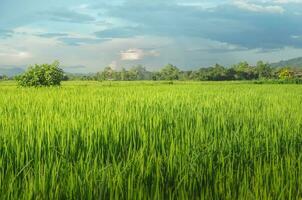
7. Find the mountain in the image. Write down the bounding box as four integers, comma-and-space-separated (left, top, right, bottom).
270, 57, 302, 68
0, 67, 24, 77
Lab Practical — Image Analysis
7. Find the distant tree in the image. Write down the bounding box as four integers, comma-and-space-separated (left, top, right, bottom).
195, 64, 229, 81
120, 68, 129, 81
17, 61, 64, 87
226, 68, 237, 80
233, 61, 257, 80
195, 68, 209, 81
0, 75, 8, 80
159, 64, 180, 80
208, 64, 228, 81
151, 71, 161, 80
278, 68, 294, 80
128, 65, 148, 80
179, 70, 194, 81
88, 60, 302, 82
255, 61, 272, 79
97, 66, 115, 80
62, 74, 69, 81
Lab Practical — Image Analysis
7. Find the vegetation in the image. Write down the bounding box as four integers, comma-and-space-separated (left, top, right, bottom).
1, 58, 302, 83
16, 61, 64, 87
0, 74, 8, 81
0, 81, 302, 199
91, 61, 302, 82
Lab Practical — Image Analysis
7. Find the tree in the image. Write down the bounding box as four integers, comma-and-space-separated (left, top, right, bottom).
208, 64, 228, 81
255, 61, 272, 79
233, 61, 257, 80
120, 68, 130, 81
17, 61, 64, 87
0, 75, 8, 80
278, 68, 294, 80
159, 64, 180, 80
179, 70, 194, 81
128, 65, 149, 80
151, 71, 161, 80
97, 66, 115, 80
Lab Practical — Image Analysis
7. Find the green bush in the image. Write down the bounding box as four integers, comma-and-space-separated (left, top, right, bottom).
17, 61, 64, 87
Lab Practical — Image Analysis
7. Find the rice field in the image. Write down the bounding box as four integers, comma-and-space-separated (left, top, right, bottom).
0, 81, 302, 199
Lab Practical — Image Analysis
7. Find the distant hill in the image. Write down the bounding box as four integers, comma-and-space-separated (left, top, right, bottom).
270, 57, 302, 68
0, 67, 24, 77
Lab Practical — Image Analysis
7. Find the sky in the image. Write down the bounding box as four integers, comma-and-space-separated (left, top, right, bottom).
1, 0, 302, 72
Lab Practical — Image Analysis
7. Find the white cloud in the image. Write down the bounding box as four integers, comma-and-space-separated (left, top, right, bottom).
177, 2, 220, 9
0, 47, 32, 59
271, 0, 302, 3
233, 0, 285, 13
291, 35, 302, 39
120, 49, 144, 60
120, 48, 159, 61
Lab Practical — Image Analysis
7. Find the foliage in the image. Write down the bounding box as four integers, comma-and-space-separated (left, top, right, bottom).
278, 68, 294, 80
158, 64, 180, 80
17, 61, 64, 87
128, 65, 149, 80
0, 74, 8, 81
256, 61, 273, 79
64, 60, 302, 82
92, 61, 281, 82
0, 82, 302, 199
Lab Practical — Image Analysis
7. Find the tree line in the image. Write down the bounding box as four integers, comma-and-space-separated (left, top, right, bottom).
73, 61, 302, 82
1, 61, 302, 85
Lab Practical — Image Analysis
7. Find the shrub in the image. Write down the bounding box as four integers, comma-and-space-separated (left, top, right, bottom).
17, 61, 64, 87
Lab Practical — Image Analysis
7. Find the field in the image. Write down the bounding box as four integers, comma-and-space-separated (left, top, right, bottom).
0, 81, 302, 199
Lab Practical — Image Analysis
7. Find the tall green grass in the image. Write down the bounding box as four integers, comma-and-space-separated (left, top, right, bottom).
0, 81, 302, 199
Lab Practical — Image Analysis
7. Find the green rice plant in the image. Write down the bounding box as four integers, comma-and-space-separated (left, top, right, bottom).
0, 81, 302, 199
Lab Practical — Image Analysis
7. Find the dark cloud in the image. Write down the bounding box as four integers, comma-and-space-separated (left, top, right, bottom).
94, 2, 302, 49
3, 0, 302, 50
58, 37, 109, 46
188, 46, 248, 54
95, 27, 140, 38
37, 33, 69, 38
45, 9, 95, 23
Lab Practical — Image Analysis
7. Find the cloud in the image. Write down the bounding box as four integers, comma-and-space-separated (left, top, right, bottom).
95, 27, 139, 39
0, 48, 32, 59
176, 1, 221, 9
187, 40, 248, 53
120, 48, 159, 60
233, 0, 285, 13
291, 35, 302, 39
272, 0, 302, 3
0, 29, 14, 38
37, 33, 69, 38
97, 1, 302, 50
1, 0, 302, 70
45, 9, 95, 23
120, 49, 144, 60
58, 37, 109, 46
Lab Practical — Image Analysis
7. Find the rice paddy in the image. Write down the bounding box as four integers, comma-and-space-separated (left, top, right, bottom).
0, 81, 302, 199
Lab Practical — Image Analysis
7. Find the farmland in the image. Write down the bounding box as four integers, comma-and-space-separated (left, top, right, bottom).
0, 81, 302, 199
